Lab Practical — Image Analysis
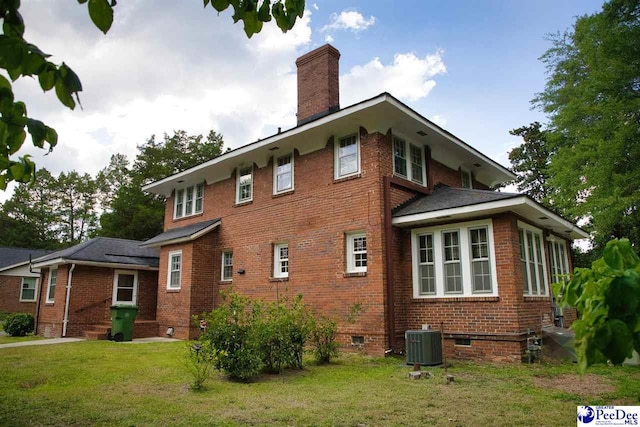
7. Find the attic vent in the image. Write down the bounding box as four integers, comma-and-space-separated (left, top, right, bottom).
416, 130, 428, 136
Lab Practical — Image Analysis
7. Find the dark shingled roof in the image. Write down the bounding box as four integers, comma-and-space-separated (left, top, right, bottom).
140, 219, 220, 247
392, 185, 521, 218
0, 247, 52, 271
34, 237, 159, 268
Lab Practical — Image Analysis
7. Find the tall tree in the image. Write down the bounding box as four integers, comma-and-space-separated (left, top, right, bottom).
507, 122, 552, 204
54, 171, 99, 244
96, 153, 131, 211
533, 0, 640, 253
0, 1, 305, 189
98, 130, 225, 241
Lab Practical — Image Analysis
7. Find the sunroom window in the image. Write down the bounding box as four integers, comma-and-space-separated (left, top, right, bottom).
519, 223, 548, 296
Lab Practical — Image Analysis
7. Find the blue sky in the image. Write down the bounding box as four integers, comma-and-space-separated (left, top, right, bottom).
3, 1, 605, 200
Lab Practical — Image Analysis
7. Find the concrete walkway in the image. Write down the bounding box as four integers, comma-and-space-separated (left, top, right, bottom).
0, 336, 181, 349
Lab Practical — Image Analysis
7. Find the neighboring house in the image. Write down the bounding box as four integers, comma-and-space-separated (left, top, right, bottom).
0, 247, 51, 315
31, 237, 159, 339
139, 44, 588, 361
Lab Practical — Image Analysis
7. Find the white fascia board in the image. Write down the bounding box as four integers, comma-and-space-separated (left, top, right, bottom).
392, 196, 589, 240
31, 258, 158, 271
0, 260, 29, 273
139, 221, 220, 248
142, 96, 389, 195
384, 96, 516, 182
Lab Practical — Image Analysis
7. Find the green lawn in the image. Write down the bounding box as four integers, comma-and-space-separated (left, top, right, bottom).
0, 341, 638, 426
0, 334, 44, 345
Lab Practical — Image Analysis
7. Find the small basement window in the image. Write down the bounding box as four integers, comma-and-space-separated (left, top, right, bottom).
351, 335, 365, 346
454, 338, 471, 346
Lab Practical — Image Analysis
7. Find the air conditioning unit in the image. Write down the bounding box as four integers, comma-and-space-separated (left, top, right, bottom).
405, 330, 443, 366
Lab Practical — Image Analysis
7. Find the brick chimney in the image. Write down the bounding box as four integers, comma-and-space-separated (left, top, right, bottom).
296, 44, 340, 126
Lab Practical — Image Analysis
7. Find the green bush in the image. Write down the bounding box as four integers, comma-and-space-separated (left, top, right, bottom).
3, 313, 35, 337
201, 292, 263, 382
310, 315, 339, 364
183, 339, 224, 391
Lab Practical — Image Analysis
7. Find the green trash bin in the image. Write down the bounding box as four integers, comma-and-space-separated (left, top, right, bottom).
109, 305, 138, 342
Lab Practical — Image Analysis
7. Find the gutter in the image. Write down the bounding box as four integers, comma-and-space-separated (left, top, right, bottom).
62, 263, 76, 337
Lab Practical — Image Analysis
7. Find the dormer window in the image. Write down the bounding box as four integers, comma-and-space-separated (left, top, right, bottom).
174, 183, 204, 219
236, 165, 253, 203
393, 135, 426, 186
461, 169, 473, 189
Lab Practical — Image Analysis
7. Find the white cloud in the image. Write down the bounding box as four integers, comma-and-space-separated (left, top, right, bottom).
325, 34, 334, 43
312, 3, 319, 11
322, 10, 375, 33
431, 114, 447, 127
341, 50, 447, 106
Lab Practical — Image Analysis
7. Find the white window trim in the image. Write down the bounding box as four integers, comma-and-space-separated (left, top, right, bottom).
273, 243, 289, 278
461, 169, 473, 189
46, 268, 57, 303
518, 221, 550, 296
273, 152, 294, 195
236, 165, 254, 204
112, 269, 138, 305
19, 277, 38, 302
346, 232, 367, 273
411, 219, 498, 299
167, 250, 182, 290
392, 133, 427, 186
334, 133, 361, 180
221, 251, 233, 282
173, 183, 204, 219
548, 236, 570, 285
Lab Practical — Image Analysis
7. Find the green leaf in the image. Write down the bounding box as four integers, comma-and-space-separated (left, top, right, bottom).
45, 126, 58, 148
6, 130, 26, 155
38, 67, 56, 92
78, 0, 89, 3
210, 0, 230, 12
242, 9, 263, 38
0, 75, 11, 91
22, 53, 46, 76
0, 174, 5, 191
26, 119, 47, 148
54, 78, 76, 109
257, 0, 271, 22
603, 241, 624, 270
3, 10, 25, 37
0, 36, 25, 71
9, 161, 25, 181
203, 0, 210, 6
88, 0, 114, 34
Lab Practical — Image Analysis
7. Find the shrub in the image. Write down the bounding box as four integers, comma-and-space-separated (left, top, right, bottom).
3, 313, 35, 337
183, 339, 224, 391
201, 292, 263, 382
310, 315, 339, 364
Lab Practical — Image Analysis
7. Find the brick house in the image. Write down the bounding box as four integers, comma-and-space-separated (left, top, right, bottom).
31, 237, 159, 339
0, 247, 51, 315
140, 44, 588, 361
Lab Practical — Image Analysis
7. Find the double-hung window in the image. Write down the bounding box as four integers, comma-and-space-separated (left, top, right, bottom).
46, 268, 57, 303
549, 239, 570, 284
346, 233, 367, 273
174, 183, 204, 219
274, 153, 294, 194
237, 165, 253, 203
443, 231, 462, 293
168, 250, 182, 290
335, 134, 360, 179
392, 135, 426, 185
221, 251, 233, 282
412, 221, 497, 298
461, 169, 473, 189
273, 243, 289, 278
20, 277, 37, 302
519, 223, 548, 296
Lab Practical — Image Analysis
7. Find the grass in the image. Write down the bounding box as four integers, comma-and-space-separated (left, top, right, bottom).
0, 341, 638, 427
0, 334, 44, 345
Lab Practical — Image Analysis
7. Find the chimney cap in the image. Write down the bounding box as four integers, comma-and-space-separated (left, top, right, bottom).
295, 44, 340, 67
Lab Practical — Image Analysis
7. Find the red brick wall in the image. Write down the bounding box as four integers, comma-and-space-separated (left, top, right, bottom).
0, 276, 37, 314
36, 265, 158, 338
157, 130, 390, 350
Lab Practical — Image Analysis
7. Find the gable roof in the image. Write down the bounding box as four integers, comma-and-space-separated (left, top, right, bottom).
32, 237, 159, 270
392, 186, 589, 240
140, 219, 221, 248
142, 93, 516, 197
0, 247, 52, 272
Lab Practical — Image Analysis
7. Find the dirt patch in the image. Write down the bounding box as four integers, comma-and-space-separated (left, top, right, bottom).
533, 374, 615, 396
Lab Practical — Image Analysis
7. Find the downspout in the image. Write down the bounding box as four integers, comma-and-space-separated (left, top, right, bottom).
383, 176, 396, 352
62, 263, 76, 337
